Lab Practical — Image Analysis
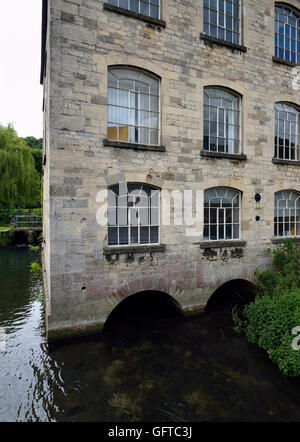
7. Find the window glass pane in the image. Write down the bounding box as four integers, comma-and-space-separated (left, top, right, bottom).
108, 184, 160, 245
119, 227, 129, 245
204, 187, 241, 241
275, 5, 300, 63
108, 68, 159, 145
140, 227, 150, 244
108, 227, 118, 246
150, 226, 159, 243
274, 103, 299, 160
204, 88, 241, 155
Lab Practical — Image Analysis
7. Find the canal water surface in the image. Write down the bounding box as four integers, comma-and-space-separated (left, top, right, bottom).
0, 246, 300, 422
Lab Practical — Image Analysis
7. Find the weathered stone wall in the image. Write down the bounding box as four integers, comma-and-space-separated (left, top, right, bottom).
43, 0, 300, 339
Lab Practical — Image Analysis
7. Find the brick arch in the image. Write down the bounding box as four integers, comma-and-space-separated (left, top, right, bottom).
111, 275, 185, 304
202, 79, 247, 98
274, 2, 300, 17
274, 98, 300, 109
202, 179, 245, 194
272, 184, 300, 194
103, 54, 166, 80
205, 278, 259, 313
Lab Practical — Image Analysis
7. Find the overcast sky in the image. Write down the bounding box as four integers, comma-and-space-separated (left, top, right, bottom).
0, 1, 43, 138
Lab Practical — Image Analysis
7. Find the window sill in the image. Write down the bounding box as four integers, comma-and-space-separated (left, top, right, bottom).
103, 244, 166, 255
272, 158, 300, 167
201, 150, 247, 161
272, 56, 298, 68
103, 3, 166, 28
200, 240, 247, 249
103, 139, 166, 152
271, 237, 300, 244
200, 33, 247, 53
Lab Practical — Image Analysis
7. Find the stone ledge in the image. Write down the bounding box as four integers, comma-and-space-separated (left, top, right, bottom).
200, 240, 247, 249
200, 33, 247, 52
103, 139, 166, 152
272, 56, 298, 68
103, 3, 166, 28
272, 157, 300, 167
271, 237, 300, 244
201, 150, 247, 161
103, 244, 166, 255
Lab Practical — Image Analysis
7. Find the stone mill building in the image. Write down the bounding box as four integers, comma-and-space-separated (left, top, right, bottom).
41, 0, 300, 341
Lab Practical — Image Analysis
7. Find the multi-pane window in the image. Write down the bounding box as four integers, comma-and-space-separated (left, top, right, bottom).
275, 5, 300, 64
274, 191, 300, 237
275, 103, 299, 161
108, 183, 160, 246
108, 0, 160, 19
203, 0, 241, 45
204, 187, 241, 241
204, 88, 241, 154
108, 68, 160, 146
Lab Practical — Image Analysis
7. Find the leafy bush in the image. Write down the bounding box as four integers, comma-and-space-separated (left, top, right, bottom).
30, 262, 42, 274
236, 239, 300, 377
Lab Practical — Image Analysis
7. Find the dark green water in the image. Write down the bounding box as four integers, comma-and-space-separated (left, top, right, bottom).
0, 247, 300, 422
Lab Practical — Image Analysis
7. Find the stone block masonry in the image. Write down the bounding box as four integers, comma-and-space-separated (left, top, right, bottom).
41, 0, 300, 341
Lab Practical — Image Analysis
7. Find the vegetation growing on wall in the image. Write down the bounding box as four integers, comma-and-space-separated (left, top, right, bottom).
234, 239, 300, 377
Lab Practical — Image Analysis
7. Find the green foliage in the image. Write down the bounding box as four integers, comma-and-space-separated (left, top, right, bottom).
255, 239, 300, 297
30, 261, 42, 274
238, 239, 300, 377
22, 136, 42, 150
29, 245, 40, 252
0, 125, 40, 209
31, 208, 42, 215
31, 148, 43, 177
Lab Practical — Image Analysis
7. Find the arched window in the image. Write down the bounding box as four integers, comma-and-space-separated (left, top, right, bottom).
275, 4, 300, 64
108, 67, 160, 146
204, 187, 241, 241
275, 103, 299, 161
203, 0, 241, 45
108, 0, 160, 19
274, 190, 300, 237
108, 183, 160, 246
204, 87, 241, 154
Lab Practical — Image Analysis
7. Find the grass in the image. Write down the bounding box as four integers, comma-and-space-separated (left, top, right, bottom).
0, 226, 12, 231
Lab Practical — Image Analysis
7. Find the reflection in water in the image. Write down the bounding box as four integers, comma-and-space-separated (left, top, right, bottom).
0, 247, 300, 422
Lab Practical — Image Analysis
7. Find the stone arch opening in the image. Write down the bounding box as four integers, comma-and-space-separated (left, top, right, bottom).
205, 279, 259, 316
103, 291, 183, 336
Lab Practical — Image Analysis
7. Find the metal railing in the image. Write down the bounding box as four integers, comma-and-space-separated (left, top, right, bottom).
12, 215, 42, 229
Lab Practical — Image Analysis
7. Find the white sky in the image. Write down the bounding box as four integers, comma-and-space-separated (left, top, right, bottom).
0, 1, 43, 138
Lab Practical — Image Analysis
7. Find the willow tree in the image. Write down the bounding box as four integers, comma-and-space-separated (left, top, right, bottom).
0, 125, 40, 208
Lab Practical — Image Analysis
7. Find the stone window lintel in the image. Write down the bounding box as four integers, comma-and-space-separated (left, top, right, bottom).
103, 3, 166, 28
201, 150, 247, 161
103, 244, 166, 256
272, 157, 300, 166
272, 56, 298, 68
200, 240, 247, 249
271, 237, 300, 244
103, 139, 166, 152
200, 33, 247, 53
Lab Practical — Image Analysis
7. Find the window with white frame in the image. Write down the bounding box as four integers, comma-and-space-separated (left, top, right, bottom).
275, 103, 299, 161
108, 0, 160, 20
275, 5, 300, 64
108, 67, 160, 146
274, 190, 300, 237
203, 0, 241, 45
108, 183, 160, 246
204, 87, 241, 154
204, 187, 241, 241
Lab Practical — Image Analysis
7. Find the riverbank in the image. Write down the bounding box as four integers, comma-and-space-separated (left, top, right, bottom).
0, 227, 41, 248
